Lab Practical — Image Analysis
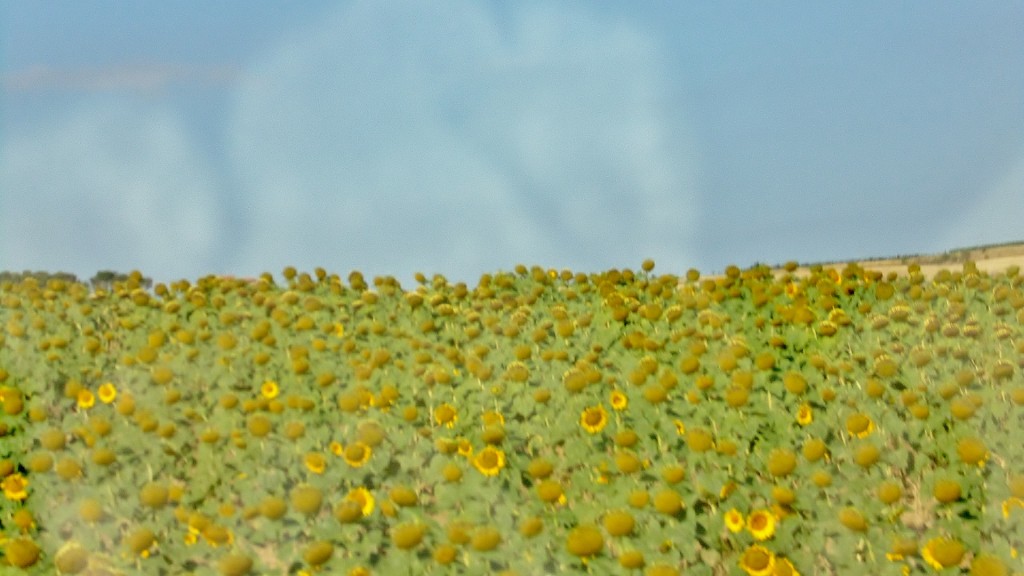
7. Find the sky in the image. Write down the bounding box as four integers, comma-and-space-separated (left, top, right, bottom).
2, 2, 1023, 287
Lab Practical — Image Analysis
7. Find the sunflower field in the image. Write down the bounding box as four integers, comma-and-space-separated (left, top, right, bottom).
1, 260, 1023, 575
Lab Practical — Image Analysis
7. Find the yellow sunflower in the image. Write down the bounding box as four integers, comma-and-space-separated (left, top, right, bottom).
1003, 497, 1024, 518
580, 405, 608, 434
77, 389, 95, 409
2, 473, 29, 501
921, 537, 965, 570
740, 544, 776, 576
434, 403, 457, 428
329, 441, 344, 457
261, 381, 279, 400
481, 410, 505, 426
346, 488, 375, 517
845, 413, 874, 438
724, 509, 744, 533
304, 452, 327, 474
774, 556, 800, 576
747, 509, 776, 541
201, 525, 233, 547
343, 442, 372, 468
473, 446, 505, 476
719, 481, 738, 501
97, 382, 117, 404
796, 404, 812, 426
610, 391, 628, 411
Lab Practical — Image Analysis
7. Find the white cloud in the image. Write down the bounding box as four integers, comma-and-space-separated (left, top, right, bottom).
942, 150, 1024, 249
228, 0, 698, 284
0, 102, 224, 282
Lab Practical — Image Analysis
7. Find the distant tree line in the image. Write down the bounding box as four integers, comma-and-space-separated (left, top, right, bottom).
0, 270, 152, 291
0, 270, 80, 285
88, 270, 152, 291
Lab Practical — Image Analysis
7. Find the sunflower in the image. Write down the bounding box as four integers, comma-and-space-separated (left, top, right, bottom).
329, 441, 344, 457
304, 452, 327, 475
674, 419, 686, 436
77, 389, 95, 410
126, 527, 158, 558
921, 537, 965, 570
97, 382, 117, 404
202, 524, 233, 547
957, 436, 988, 467
481, 410, 505, 426
747, 509, 776, 541
580, 405, 608, 434
2, 473, 28, 501
473, 446, 505, 476
739, 544, 776, 576
719, 481, 738, 501
536, 480, 566, 505
343, 442, 372, 468
774, 556, 800, 576
724, 509, 744, 533
845, 413, 874, 438
434, 403, 457, 428
565, 524, 604, 558
346, 488, 375, 517
610, 391, 628, 411
261, 381, 279, 400
1002, 497, 1024, 519
796, 404, 812, 426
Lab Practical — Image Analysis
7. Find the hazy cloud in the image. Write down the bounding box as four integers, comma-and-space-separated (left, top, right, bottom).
943, 150, 1024, 249
0, 103, 224, 281
2, 63, 238, 94
227, 0, 699, 284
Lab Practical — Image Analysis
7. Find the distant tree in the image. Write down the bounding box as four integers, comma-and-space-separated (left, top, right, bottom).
0, 270, 80, 285
90, 270, 152, 291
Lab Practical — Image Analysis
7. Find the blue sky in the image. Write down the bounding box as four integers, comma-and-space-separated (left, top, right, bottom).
2, 2, 1022, 286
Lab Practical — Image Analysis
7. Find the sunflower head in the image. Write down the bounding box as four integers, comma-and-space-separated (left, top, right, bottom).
260, 381, 279, 400
473, 446, 505, 476
342, 442, 372, 468
724, 509, 744, 533
739, 544, 776, 576
845, 413, 874, 438
580, 405, 608, 434
97, 382, 117, 404
76, 389, 95, 409
610, 391, 628, 411
304, 452, 326, 474
434, 403, 458, 428
796, 404, 813, 426
746, 509, 776, 541
2, 473, 29, 501
957, 436, 988, 466
347, 487, 375, 517
565, 524, 604, 558
921, 537, 965, 570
